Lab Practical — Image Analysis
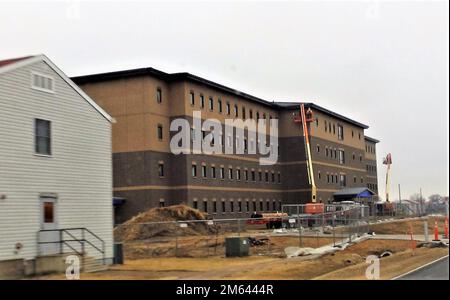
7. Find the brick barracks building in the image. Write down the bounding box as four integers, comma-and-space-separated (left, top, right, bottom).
72, 69, 379, 223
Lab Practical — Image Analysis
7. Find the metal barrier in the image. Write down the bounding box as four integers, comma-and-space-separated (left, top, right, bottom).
114, 206, 372, 259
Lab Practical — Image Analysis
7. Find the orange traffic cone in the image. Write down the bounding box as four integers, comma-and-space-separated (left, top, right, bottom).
433, 221, 440, 241
444, 218, 449, 239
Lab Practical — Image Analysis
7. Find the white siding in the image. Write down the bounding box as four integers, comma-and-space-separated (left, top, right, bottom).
0, 60, 113, 261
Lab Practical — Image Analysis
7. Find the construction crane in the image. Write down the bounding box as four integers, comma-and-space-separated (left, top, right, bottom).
383, 153, 392, 202
294, 104, 317, 203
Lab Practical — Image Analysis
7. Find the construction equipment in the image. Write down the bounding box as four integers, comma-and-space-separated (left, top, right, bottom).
247, 212, 288, 229
294, 104, 317, 203
382, 153, 392, 202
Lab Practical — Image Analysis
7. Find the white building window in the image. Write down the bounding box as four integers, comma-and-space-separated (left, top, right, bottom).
31, 72, 54, 93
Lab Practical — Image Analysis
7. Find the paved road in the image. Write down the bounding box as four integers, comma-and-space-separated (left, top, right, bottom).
396, 256, 449, 280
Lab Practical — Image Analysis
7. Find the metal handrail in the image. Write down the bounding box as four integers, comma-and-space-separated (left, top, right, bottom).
37, 227, 106, 264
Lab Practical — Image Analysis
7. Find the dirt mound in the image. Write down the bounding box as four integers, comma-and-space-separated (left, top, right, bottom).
114, 205, 219, 241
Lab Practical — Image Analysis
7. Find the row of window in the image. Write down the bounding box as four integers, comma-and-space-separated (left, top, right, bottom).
188, 91, 275, 121
365, 144, 376, 154
315, 118, 362, 141
366, 164, 377, 173
192, 198, 282, 214
317, 171, 366, 187
367, 183, 378, 190
191, 164, 282, 183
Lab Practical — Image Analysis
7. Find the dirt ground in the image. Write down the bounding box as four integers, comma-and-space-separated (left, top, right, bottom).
368, 216, 447, 235
35, 239, 449, 280
123, 234, 335, 259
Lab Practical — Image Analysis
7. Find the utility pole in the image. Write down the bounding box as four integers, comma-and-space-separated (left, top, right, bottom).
420, 188, 423, 216
398, 184, 402, 215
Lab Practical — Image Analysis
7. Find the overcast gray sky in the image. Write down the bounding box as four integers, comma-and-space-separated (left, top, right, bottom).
1, 0, 448, 200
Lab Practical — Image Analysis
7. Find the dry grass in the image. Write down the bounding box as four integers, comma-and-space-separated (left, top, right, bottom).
368, 216, 447, 235
35, 239, 448, 280
315, 248, 448, 280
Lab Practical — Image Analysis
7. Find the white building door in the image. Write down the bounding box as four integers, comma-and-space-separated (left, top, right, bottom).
39, 196, 59, 255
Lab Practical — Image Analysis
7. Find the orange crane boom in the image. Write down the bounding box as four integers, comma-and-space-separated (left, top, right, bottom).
294, 104, 317, 203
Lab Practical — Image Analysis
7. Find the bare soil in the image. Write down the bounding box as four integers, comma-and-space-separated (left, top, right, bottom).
35, 239, 447, 280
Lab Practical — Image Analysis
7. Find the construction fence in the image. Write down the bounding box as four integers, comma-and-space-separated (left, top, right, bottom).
114, 204, 372, 259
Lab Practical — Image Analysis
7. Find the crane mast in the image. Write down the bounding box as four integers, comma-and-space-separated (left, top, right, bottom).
383, 153, 392, 202
294, 104, 317, 203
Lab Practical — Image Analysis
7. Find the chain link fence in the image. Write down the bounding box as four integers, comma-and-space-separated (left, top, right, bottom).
114, 205, 373, 259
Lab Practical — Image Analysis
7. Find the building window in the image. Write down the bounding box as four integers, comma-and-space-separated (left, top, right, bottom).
229, 168, 233, 180
246, 200, 250, 212
226, 102, 231, 115
209, 97, 214, 110
266, 201, 270, 211
325, 147, 329, 157
211, 167, 216, 179
221, 201, 226, 213
156, 87, 162, 103
31, 72, 54, 92
327, 174, 330, 183
352, 153, 355, 160
271, 172, 275, 183
236, 169, 241, 181
359, 154, 363, 162
258, 171, 262, 181
259, 201, 264, 211
213, 201, 217, 213
200, 95, 205, 108
256, 112, 260, 120
242, 107, 246, 119
157, 124, 163, 140
203, 200, 208, 212
316, 118, 319, 127
317, 145, 320, 153
252, 201, 257, 212
192, 165, 197, 177
324, 120, 327, 132
189, 91, 195, 105
333, 124, 336, 134
352, 130, 354, 137
218, 99, 222, 113
338, 125, 344, 140
158, 163, 164, 177
251, 170, 256, 181
238, 201, 242, 212
265, 171, 269, 183
220, 167, 225, 179
230, 201, 234, 213
339, 150, 345, 165
249, 109, 253, 119
159, 199, 165, 207
358, 132, 361, 140
35, 119, 51, 155
272, 201, 277, 211
361, 177, 364, 184
328, 122, 332, 133
278, 172, 281, 183
234, 104, 238, 117
193, 200, 198, 209
202, 165, 207, 178
244, 170, 249, 181
318, 171, 321, 180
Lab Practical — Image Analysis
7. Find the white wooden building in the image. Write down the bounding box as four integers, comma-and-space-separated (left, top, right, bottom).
0, 55, 114, 277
